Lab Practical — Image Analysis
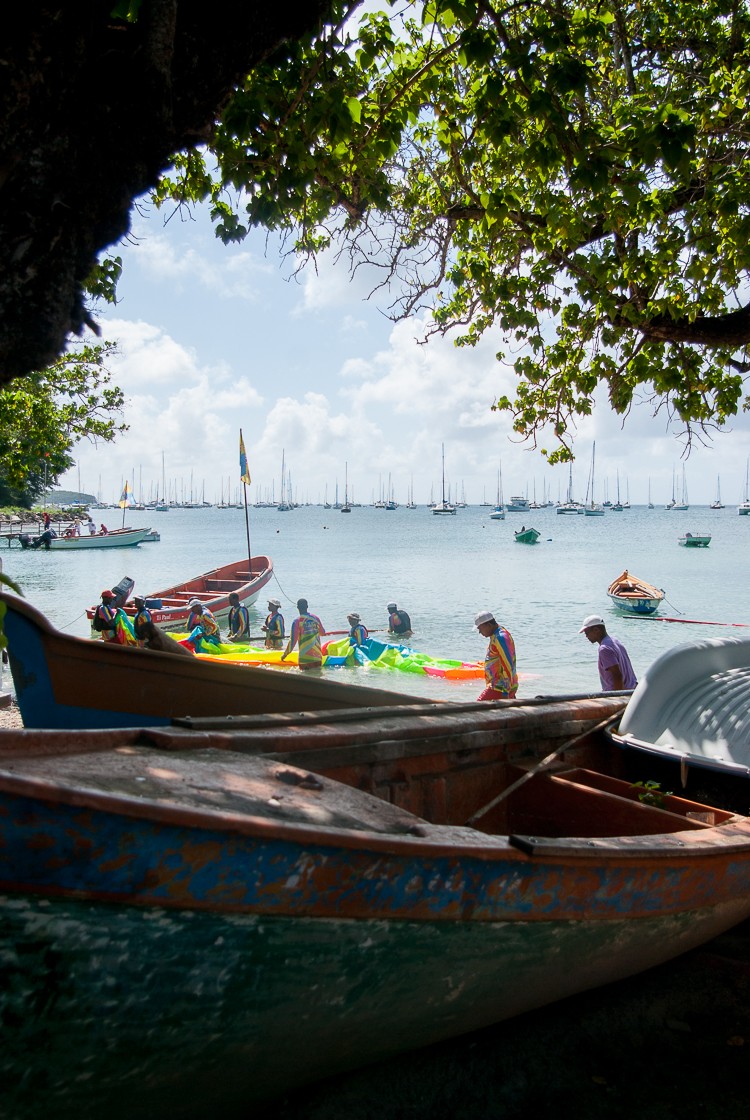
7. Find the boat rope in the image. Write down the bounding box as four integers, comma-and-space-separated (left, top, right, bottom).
662, 596, 684, 615
633, 615, 750, 628
59, 610, 87, 630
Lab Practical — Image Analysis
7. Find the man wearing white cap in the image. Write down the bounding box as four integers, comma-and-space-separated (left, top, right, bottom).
262, 598, 285, 649
386, 601, 412, 637
579, 615, 637, 692
474, 611, 518, 701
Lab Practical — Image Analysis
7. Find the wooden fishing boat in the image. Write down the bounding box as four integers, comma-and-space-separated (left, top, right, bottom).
1, 592, 425, 729
1, 693, 750, 1118
514, 527, 540, 544
19, 525, 152, 550
607, 569, 665, 615
678, 533, 711, 548
85, 555, 274, 632
615, 634, 750, 778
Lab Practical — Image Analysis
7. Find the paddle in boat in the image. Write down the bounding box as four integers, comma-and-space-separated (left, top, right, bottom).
2, 591, 426, 729
514, 526, 540, 544
1, 689, 750, 1117
607, 569, 665, 615
18, 525, 152, 550
85, 556, 274, 633
678, 533, 711, 548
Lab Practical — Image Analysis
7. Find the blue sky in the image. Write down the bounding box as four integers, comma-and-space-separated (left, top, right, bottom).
59, 199, 750, 508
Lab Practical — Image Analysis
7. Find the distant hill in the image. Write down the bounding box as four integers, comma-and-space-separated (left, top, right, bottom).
45, 490, 97, 506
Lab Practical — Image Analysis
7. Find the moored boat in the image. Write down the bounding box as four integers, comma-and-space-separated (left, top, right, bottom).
2, 592, 425, 729
678, 533, 711, 548
86, 556, 274, 632
607, 569, 665, 615
514, 527, 540, 544
1, 693, 750, 1117
19, 525, 152, 550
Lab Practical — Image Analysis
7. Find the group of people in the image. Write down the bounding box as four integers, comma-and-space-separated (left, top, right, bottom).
93, 583, 634, 701
474, 611, 637, 702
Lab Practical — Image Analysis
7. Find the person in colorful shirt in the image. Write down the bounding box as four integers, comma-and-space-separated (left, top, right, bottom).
579, 615, 637, 691
182, 599, 221, 652
347, 612, 369, 648
261, 598, 285, 649
226, 592, 250, 642
92, 589, 137, 645
386, 601, 412, 637
281, 599, 325, 669
474, 610, 518, 701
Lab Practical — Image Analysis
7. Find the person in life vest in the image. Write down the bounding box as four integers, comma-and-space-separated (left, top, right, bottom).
132, 596, 152, 645
386, 601, 412, 638
261, 598, 285, 649
226, 592, 250, 643
181, 599, 221, 652
347, 612, 369, 648
474, 610, 518, 701
281, 598, 325, 669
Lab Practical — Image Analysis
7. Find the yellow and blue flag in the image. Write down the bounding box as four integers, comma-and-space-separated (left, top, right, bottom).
118, 480, 135, 508
239, 430, 251, 485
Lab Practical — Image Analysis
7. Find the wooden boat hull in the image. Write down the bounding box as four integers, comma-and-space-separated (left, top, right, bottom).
514, 528, 540, 543
1, 698, 750, 1115
607, 569, 665, 615
1, 592, 423, 728
85, 555, 274, 631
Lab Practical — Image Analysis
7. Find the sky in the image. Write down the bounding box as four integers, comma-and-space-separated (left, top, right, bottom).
58, 198, 750, 509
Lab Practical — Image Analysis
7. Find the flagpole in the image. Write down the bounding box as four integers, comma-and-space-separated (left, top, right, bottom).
239, 429, 252, 572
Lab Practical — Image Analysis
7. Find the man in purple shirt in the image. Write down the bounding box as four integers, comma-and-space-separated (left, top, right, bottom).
579, 614, 637, 692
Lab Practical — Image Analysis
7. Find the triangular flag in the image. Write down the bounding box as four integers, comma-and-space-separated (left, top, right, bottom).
239, 430, 252, 485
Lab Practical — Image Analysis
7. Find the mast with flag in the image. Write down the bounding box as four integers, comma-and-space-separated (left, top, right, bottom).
239, 429, 252, 572
117, 479, 135, 529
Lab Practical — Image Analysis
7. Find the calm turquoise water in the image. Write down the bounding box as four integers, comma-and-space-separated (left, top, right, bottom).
4, 503, 748, 702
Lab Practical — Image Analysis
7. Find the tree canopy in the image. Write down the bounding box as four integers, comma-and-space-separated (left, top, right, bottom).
158, 0, 750, 458
0, 344, 127, 507
0, 1, 341, 385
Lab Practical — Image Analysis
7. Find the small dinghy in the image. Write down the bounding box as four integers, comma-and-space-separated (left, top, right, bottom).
607, 569, 665, 615
678, 533, 711, 547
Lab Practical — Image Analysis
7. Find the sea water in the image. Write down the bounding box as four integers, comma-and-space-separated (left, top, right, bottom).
4, 503, 749, 703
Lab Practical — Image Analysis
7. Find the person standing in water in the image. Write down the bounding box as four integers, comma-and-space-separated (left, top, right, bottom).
474, 610, 518, 701
261, 598, 285, 649
281, 599, 325, 669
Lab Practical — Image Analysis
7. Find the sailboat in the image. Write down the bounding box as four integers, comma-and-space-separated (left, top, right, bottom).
277, 450, 292, 512
710, 475, 724, 510
154, 451, 169, 511
611, 469, 623, 511
666, 465, 689, 511
584, 443, 605, 516
341, 462, 351, 513
556, 463, 579, 513
738, 459, 750, 515
432, 444, 456, 515
647, 478, 654, 509
490, 465, 505, 520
